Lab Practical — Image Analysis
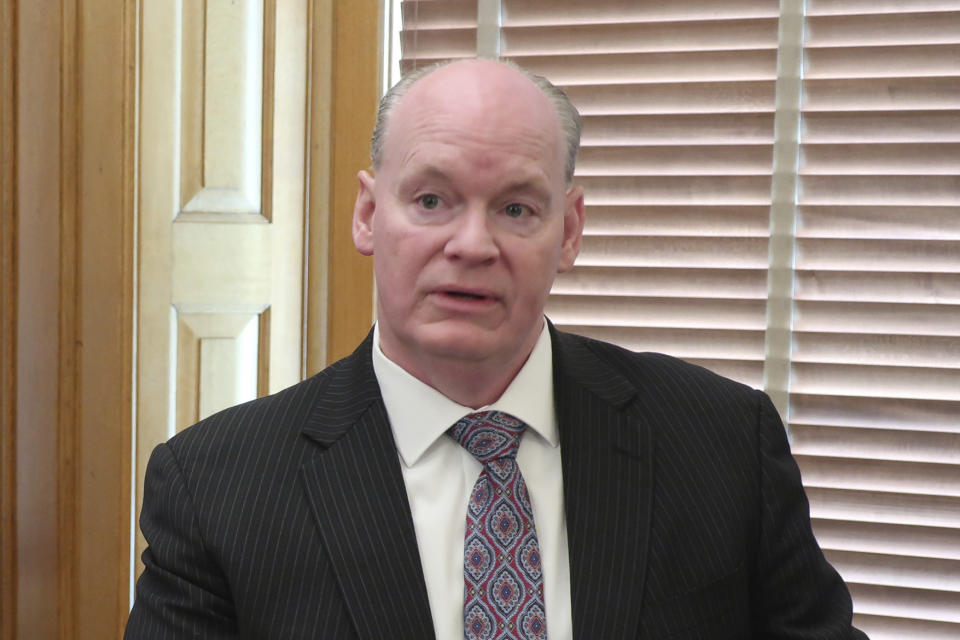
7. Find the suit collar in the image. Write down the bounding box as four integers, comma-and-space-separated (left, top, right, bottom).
300, 329, 383, 448
551, 324, 652, 638
298, 330, 436, 639
301, 324, 642, 447
550, 322, 638, 413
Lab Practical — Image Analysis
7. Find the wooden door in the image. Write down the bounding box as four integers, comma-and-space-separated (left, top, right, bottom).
136, 0, 308, 569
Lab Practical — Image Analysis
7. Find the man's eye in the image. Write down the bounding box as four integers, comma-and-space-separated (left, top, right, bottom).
504, 203, 530, 218
419, 194, 441, 209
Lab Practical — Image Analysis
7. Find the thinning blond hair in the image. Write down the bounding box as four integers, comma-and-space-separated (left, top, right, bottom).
370, 59, 582, 183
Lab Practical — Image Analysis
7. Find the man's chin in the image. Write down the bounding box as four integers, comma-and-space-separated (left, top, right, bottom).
419, 334, 501, 363
413, 323, 520, 364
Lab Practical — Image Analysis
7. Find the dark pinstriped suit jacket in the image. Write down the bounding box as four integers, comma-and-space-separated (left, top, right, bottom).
125, 327, 867, 639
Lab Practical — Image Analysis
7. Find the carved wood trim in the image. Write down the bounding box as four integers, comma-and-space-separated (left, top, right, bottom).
1, 0, 19, 636
57, 0, 80, 634
261, 0, 277, 223
305, 0, 334, 373
306, 0, 379, 374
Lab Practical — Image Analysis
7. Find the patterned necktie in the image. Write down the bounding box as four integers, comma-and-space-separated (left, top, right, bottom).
448, 411, 547, 640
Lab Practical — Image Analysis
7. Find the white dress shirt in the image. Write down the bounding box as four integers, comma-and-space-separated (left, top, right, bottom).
372, 323, 573, 640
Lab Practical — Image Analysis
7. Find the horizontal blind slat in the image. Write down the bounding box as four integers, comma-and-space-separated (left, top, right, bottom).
574, 205, 769, 235
503, 51, 777, 83
546, 294, 766, 329
581, 175, 772, 204
501, 0, 780, 25
807, 487, 960, 528
792, 425, 960, 464
553, 266, 767, 298
582, 114, 775, 145
577, 236, 768, 268
797, 455, 960, 496
795, 239, 960, 272
797, 204, 960, 239
565, 81, 776, 114
826, 549, 960, 592
793, 301, 960, 335
804, 78, 960, 111
802, 112, 960, 143
791, 362, 960, 401
800, 175, 960, 205
807, 0, 960, 16
806, 12, 960, 47
852, 613, 960, 640
812, 519, 960, 560
794, 270, 960, 303
501, 19, 778, 55
800, 145, 960, 174
847, 583, 960, 624
791, 394, 960, 433
805, 45, 960, 78
541, 325, 763, 360
579, 146, 774, 174
791, 332, 960, 367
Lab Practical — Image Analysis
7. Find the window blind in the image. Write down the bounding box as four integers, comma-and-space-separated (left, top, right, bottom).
399, 1, 478, 74
502, 0, 783, 390
791, 2, 960, 637
395, 1, 960, 635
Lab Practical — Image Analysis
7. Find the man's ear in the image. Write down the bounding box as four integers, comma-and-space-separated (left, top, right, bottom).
352, 170, 376, 256
558, 185, 585, 272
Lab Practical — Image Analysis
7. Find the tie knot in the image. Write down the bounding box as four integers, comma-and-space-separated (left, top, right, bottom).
447, 410, 527, 464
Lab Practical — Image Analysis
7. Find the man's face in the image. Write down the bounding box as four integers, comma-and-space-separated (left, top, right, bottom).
353, 61, 584, 381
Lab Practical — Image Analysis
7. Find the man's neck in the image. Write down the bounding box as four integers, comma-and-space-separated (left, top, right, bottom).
415, 359, 525, 409
375, 325, 544, 409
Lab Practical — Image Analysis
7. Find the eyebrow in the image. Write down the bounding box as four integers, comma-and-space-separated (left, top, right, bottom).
394, 166, 450, 199
500, 178, 553, 204
398, 164, 554, 204
402, 165, 449, 185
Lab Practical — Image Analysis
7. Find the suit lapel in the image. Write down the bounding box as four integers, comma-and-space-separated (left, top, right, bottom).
295, 328, 654, 638
299, 334, 435, 639
552, 328, 653, 638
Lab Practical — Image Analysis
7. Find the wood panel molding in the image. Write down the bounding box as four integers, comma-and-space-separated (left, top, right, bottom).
1, 0, 19, 636
58, 0, 80, 634
175, 311, 264, 429
11, 0, 136, 637
76, 0, 138, 633
328, 0, 379, 364
180, 0, 276, 221
306, 0, 380, 374
15, 3, 69, 635
75, 0, 138, 636
305, 0, 334, 372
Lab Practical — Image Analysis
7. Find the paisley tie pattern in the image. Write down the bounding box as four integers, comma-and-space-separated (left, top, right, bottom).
448, 411, 547, 640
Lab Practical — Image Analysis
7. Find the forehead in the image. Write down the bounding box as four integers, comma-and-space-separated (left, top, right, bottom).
380, 62, 566, 181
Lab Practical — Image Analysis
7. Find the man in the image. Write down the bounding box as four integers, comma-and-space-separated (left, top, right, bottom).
126, 59, 867, 639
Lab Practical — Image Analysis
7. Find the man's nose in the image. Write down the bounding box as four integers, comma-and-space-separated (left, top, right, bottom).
443, 207, 499, 263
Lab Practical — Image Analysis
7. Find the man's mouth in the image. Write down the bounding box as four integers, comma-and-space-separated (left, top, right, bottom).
437, 286, 497, 303
447, 291, 487, 300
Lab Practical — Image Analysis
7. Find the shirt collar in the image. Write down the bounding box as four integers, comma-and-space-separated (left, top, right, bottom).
372, 322, 558, 467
